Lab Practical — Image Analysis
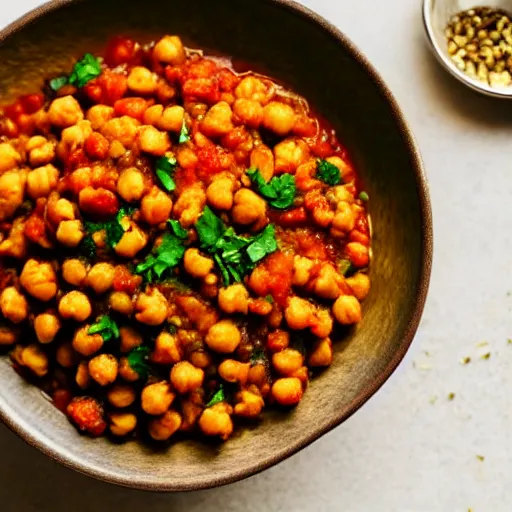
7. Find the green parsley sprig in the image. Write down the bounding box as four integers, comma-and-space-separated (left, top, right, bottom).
179, 120, 190, 144
316, 159, 343, 186
195, 207, 278, 286
246, 168, 296, 210
88, 315, 120, 342
155, 156, 177, 192
206, 386, 226, 407
68, 53, 102, 88
127, 346, 151, 379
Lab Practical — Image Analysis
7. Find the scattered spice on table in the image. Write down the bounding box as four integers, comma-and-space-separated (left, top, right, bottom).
460, 356, 471, 365
448, 392, 456, 401
480, 352, 491, 360
476, 455, 485, 462
445, 7, 512, 87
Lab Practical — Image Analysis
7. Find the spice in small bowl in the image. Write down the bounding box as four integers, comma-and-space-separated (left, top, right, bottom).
445, 7, 512, 88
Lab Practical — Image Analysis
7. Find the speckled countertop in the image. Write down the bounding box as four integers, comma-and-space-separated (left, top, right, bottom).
1, 0, 512, 510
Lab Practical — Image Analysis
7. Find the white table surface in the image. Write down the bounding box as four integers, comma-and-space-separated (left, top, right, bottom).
2, 1, 511, 510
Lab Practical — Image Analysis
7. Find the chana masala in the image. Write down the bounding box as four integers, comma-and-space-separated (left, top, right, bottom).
0, 35, 371, 442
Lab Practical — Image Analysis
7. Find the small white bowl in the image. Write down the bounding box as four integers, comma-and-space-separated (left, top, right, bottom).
423, 0, 512, 98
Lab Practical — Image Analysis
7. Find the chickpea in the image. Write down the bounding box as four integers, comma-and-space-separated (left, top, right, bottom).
56, 220, 84, 248
110, 413, 137, 437
0, 287, 28, 324
183, 248, 214, 279
109, 140, 126, 158
109, 291, 133, 317
0, 170, 26, 222
234, 388, 265, 418
284, 296, 314, 330
177, 146, 198, 169
173, 183, 206, 227
153, 35, 186, 65
117, 168, 145, 203
135, 288, 168, 326
0, 326, 19, 346
233, 98, 264, 129
140, 186, 173, 225
143, 104, 164, 126
62, 259, 87, 287
169, 361, 204, 394
20, 259, 57, 302
311, 308, 333, 339
72, 325, 103, 356
272, 349, 304, 377
274, 138, 310, 173
59, 121, 92, 156
119, 326, 143, 353
0, 217, 27, 259
345, 242, 370, 268
87, 262, 115, 294
262, 102, 296, 136
206, 176, 235, 211
87, 105, 115, 131
0, 143, 21, 174
271, 377, 303, 406
332, 295, 362, 325
232, 189, 266, 225
141, 381, 175, 415
218, 283, 249, 314
292, 255, 314, 287
48, 197, 75, 224
309, 338, 333, 367
326, 156, 352, 177
312, 264, 344, 300
332, 202, 356, 233
138, 126, 170, 156
205, 319, 242, 354
115, 223, 148, 258
34, 313, 60, 344
26, 164, 58, 200
267, 330, 290, 352
218, 359, 250, 384
127, 66, 157, 95
21, 345, 49, 377
158, 105, 185, 132
199, 405, 233, 440
88, 354, 118, 386
235, 76, 269, 103
200, 102, 234, 138
152, 331, 182, 364
59, 291, 92, 322
346, 273, 371, 301
48, 95, 84, 127
148, 410, 182, 441
101, 116, 140, 148
56, 342, 79, 368
75, 361, 91, 389
107, 384, 137, 408
250, 145, 274, 182
119, 356, 140, 382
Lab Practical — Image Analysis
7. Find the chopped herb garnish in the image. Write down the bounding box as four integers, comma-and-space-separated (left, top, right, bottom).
127, 346, 151, 379
49, 76, 68, 92
195, 207, 278, 286
338, 259, 357, 277
135, 231, 187, 283
88, 315, 119, 342
250, 348, 267, 365
168, 219, 188, 239
155, 156, 177, 192
80, 234, 97, 259
246, 168, 296, 210
179, 119, 190, 144
359, 191, 369, 202
168, 324, 177, 335
265, 294, 274, 304
460, 356, 471, 365
481, 352, 491, 360
206, 386, 226, 407
68, 53, 102, 88
316, 159, 342, 186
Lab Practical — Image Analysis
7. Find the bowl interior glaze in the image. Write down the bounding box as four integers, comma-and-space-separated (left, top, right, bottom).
0, 0, 432, 491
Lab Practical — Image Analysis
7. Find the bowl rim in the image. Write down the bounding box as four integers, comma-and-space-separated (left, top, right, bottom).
422, 0, 512, 99
0, 0, 433, 492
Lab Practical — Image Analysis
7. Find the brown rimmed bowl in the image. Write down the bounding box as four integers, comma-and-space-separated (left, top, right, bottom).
0, 0, 433, 492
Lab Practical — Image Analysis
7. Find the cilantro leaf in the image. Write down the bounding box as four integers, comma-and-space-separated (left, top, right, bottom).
168, 219, 188, 239
68, 53, 102, 88
359, 191, 369, 202
246, 225, 278, 264
80, 234, 97, 259
196, 206, 226, 250
49, 76, 68, 91
316, 159, 342, 186
338, 259, 357, 277
88, 315, 120, 342
155, 156, 177, 193
247, 169, 296, 210
206, 386, 226, 407
127, 346, 151, 379
135, 232, 186, 283
83, 205, 134, 252
179, 120, 190, 144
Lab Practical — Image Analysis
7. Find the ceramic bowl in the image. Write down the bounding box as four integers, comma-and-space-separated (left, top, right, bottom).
0, 0, 433, 491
